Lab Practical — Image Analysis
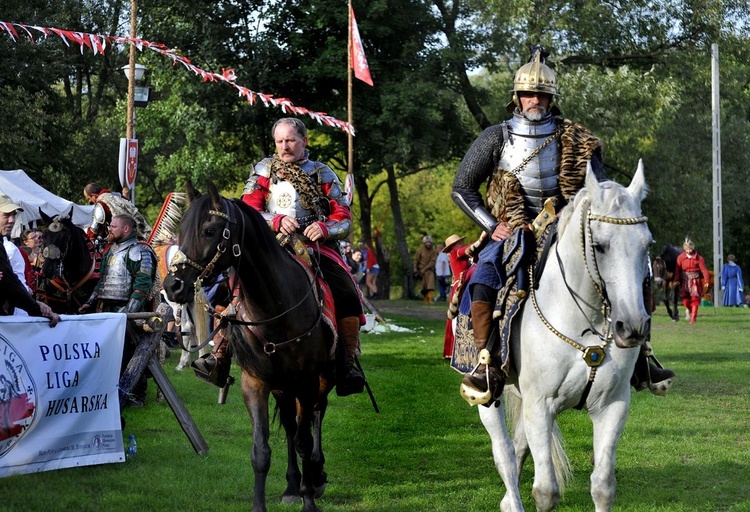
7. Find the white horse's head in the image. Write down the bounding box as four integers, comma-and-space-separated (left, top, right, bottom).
576, 159, 652, 348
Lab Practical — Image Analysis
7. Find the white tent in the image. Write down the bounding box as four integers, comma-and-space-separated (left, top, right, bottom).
0, 169, 94, 238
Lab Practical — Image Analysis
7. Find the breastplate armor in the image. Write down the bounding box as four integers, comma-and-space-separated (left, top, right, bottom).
498, 113, 561, 217
98, 238, 139, 302
266, 179, 318, 228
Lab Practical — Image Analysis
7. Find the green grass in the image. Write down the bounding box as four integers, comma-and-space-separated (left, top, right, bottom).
1, 306, 749, 511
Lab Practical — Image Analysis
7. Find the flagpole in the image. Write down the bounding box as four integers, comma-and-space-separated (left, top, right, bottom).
347, 0, 354, 176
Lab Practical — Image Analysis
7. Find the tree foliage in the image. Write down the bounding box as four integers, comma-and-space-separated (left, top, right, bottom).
2, 0, 750, 291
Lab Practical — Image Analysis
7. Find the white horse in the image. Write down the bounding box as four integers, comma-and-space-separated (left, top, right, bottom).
479, 161, 652, 512
159, 244, 212, 371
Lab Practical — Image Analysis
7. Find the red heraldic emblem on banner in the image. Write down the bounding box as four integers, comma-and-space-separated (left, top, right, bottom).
349, 7, 374, 86
126, 139, 138, 189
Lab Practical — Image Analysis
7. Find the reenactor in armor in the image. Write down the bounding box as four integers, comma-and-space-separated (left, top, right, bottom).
452, 46, 675, 405
83, 183, 151, 243
79, 214, 157, 407
191, 117, 366, 396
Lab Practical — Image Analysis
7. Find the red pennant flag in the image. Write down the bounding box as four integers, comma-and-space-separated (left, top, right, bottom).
349, 7, 373, 86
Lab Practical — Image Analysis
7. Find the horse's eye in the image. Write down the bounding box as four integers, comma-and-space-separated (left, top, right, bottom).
593, 243, 605, 254
205, 228, 216, 238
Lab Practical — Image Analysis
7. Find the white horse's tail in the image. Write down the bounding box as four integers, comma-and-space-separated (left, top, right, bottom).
504, 389, 573, 492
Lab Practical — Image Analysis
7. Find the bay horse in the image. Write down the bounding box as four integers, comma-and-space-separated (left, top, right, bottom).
475, 161, 652, 511
163, 181, 336, 512
652, 244, 682, 322
37, 209, 100, 314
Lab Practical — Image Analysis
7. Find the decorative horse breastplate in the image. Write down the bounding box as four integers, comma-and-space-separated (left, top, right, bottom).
498, 113, 561, 217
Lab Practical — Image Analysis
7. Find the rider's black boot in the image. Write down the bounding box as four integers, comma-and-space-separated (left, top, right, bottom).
192, 331, 231, 388
631, 342, 675, 396
336, 317, 365, 397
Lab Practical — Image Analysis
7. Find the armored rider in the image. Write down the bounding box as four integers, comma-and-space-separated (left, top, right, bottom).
79, 214, 157, 407
84, 182, 151, 243
191, 117, 366, 396
452, 46, 675, 405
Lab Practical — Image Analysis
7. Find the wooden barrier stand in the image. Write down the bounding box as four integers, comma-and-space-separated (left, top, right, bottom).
119, 303, 209, 455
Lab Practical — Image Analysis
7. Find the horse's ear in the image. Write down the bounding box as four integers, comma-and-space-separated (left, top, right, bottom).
627, 159, 648, 202
585, 161, 602, 199
206, 180, 222, 210
66, 205, 74, 220
39, 208, 53, 225
186, 179, 202, 203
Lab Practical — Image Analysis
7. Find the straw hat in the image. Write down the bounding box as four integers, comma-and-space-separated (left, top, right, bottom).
443, 234, 465, 253
0, 193, 23, 214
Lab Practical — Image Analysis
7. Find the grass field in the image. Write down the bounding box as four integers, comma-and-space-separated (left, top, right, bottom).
1, 303, 748, 511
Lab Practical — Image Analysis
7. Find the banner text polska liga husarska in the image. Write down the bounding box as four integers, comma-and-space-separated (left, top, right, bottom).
0, 313, 126, 476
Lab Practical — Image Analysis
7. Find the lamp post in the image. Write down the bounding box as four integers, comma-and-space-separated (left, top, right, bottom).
120, 63, 149, 206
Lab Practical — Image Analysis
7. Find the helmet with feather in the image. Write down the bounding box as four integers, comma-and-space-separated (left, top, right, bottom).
507, 45, 559, 114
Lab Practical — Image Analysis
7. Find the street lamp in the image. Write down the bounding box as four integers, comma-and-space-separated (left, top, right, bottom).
122, 62, 147, 81
121, 64, 150, 107
119, 63, 149, 205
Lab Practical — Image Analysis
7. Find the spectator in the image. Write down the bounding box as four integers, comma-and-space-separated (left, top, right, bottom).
351, 249, 366, 292
342, 243, 365, 287
414, 235, 438, 303
0, 193, 60, 326
720, 254, 744, 307
364, 241, 380, 299
436, 243, 451, 302
19, 228, 43, 295
20, 228, 44, 268
3, 221, 33, 315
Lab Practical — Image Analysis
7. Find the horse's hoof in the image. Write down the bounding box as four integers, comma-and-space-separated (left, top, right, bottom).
175, 364, 186, 371
281, 494, 301, 505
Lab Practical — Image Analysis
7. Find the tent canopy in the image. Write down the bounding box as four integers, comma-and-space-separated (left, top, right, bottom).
0, 170, 94, 238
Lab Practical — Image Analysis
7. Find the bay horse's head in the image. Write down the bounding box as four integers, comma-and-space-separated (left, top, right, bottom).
39, 207, 76, 280
568, 160, 653, 349
652, 256, 667, 288
163, 181, 240, 304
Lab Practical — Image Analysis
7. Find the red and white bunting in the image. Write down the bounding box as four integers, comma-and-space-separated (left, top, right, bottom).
0, 20, 354, 135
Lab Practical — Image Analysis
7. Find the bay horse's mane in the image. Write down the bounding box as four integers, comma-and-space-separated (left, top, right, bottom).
181, 194, 286, 264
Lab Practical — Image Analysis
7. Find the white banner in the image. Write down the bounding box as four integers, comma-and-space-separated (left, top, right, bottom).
0, 313, 126, 477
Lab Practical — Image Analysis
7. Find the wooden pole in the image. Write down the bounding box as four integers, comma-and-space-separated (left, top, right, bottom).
123, 0, 137, 202
347, 0, 354, 175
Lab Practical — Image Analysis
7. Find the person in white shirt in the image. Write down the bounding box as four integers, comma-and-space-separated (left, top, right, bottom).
435, 243, 451, 302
